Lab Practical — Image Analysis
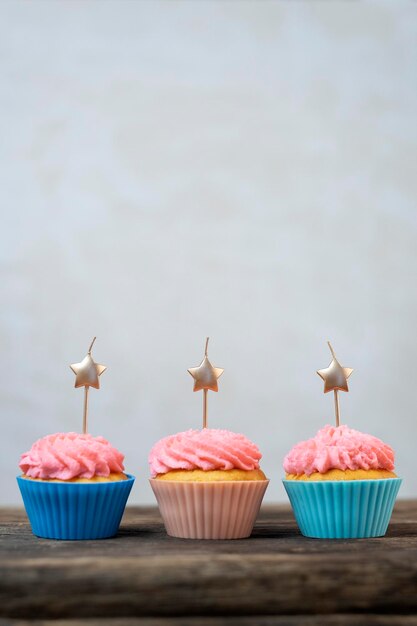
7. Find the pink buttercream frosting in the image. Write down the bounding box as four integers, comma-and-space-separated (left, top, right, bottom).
283, 424, 395, 476
149, 428, 262, 478
19, 432, 125, 480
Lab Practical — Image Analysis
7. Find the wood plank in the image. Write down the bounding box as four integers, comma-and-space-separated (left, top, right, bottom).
2, 617, 417, 625
2, 502, 417, 559
1, 502, 417, 619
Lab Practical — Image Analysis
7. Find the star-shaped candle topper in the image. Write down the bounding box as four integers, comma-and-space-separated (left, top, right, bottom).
70, 337, 107, 389
70, 337, 107, 433
188, 337, 224, 428
317, 341, 353, 427
317, 341, 353, 394
188, 338, 224, 393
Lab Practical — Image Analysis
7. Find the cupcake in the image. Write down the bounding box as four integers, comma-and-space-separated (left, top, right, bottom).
149, 428, 269, 539
283, 424, 402, 538
17, 432, 134, 540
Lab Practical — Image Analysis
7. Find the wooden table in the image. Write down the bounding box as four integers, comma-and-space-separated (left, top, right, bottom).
1, 502, 417, 625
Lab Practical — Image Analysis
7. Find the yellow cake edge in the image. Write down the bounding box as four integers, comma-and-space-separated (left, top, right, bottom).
155, 468, 267, 482
21, 472, 127, 483
285, 468, 397, 481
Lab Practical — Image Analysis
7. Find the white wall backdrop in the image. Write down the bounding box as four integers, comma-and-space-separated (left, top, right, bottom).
1, 0, 416, 505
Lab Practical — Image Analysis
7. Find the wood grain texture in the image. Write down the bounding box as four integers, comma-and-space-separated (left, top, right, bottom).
1, 502, 417, 621
2, 618, 417, 626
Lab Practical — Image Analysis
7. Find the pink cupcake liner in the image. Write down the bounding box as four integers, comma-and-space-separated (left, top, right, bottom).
149, 478, 269, 539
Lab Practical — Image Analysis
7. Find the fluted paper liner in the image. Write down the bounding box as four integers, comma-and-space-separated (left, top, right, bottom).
150, 479, 269, 539
283, 477, 402, 539
17, 474, 135, 540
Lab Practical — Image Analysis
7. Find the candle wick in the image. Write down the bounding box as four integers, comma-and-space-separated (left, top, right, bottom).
88, 336, 97, 355
205, 337, 209, 357
327, 340, 336, 359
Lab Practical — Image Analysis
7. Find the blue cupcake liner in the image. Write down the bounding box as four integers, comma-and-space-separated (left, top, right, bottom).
283, 477, 402, 539
17, 474, 135, 540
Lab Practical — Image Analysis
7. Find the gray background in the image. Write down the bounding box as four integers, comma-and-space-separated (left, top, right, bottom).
1, 0, 416, 505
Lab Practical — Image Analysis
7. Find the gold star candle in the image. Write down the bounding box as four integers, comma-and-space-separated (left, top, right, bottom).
70, 337, 107, 433
317, 341, 353, 427
188, 337, 224, 429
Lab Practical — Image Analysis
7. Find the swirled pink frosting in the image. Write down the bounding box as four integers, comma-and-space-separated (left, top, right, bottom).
283, 425, 395, 476
19, 432, 125, 480
149, 428, 262, 477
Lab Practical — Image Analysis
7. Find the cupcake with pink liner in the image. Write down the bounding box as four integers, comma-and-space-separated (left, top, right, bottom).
149, 428, 268, 539
149, 339, 269, 539
17, 339, 134, 540
283, 342, 401, 539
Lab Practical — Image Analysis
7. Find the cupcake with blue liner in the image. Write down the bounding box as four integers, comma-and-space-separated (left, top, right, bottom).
283, 424, 401, 538
282, 341, 401, 539
17, 338, 134, 540
18, 432, 134, 540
